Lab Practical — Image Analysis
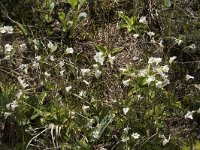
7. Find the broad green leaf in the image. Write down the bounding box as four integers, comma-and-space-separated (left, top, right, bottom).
164, 0, 172, 7
68, 0, 78, 9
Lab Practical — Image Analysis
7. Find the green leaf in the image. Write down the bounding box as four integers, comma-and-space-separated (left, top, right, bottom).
16, 22, 27, 35
164, 0, 172, 7
68, 0, 78, 9
95, 44, 108, 54
58, 12, 66, 22
112, 47, 123, 55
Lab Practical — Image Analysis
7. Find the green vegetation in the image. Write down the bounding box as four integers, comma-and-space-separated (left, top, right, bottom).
0, 0, 200, 149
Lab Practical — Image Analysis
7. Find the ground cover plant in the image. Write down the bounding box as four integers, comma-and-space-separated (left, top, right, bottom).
0, 0, 200, 149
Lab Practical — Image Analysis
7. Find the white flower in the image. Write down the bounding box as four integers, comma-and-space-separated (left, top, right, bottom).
59, 61, 65, 68
94, 52, 105, 65
3, 26, 14, 34
133, 34, 139, 39
159, 134, 171, 146
4, 112, 12, 119
5, 44, 13, 52
139, 16, 147, 24
123, 107, 129, 115
122, 79, 130, 86
162, 65, 169, 73
0, 26, 13, 34
175, 39, 183, 45
121, 137, 129, 142
60, 70, 65, 76
184, 111, 195, 120
185, 74, 194, 81
169, 56, 177, 64
188, 44, 196, 49
131, 132, 140, 139
146, 76, 155, 85
17, 77, 29, 88
66, 47, 74, 54
123, 127, 131, 133
49, 55, 55, 61
162, 78, 170, 87
19, 64, 29, 74
44, 71, 51, 77
65, 86, 72, 92
159, 40, 164, 47
79, 90, 86, 97
138, 69, 147, 77
6, 101, 18, 111
95, 69, 102, 78
92, 130, 100, 139
163, 138, 169, 146
81, 69, 91, 76
148, 57, 162, 65
147, 31, 155, 37
19, 43, 27, 52
156, 81, 163, 88
119, 68, 127, 73
108, 54, 115, 65
32, 61, 39, 69
16, 90, 23, 99
0, 27, 6, 33
47, 41, 57, 52
82, 105, 90, 111
35, 55, 41, 61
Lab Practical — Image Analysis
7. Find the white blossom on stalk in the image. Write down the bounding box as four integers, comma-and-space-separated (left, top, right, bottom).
6, 100, 18, 111
138, 69, 147, 77
123, 107, 129, 115
184, 111, 195, 120
17, 77, 29, 88
121, 137, 129, 142
108, 54, 115, 65
82, 105, 90, 111
122, 79, 130, 86
131, 132, 140, 139
44, 71, 51, 77
47, 41, 57, 52
139, 16, 147, 24
3, 26, 14, 34
66, 47, 74, 54
19, 43, 27, 52
148, 57, 162, 65
169, 56, 177, 64
81, 69, 91, 76
93, 64, 102, 78
156, 81, 163, 88
0, 26, 13, 34
159, 40, 164, 48
94, 52, 105, 65
5, 44, 13, 52
162, 65, 169, 73
147, 31, 155, 37
185, 74, 194, 81
35, 55, 41, 61
133, 34, 139, 39
65, 86, 72, 92
188, 44, 196, 49
146, 76, 155, 85
162, 78, 170, 87
4, 112, 12, 119
175, 39, 183, 45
